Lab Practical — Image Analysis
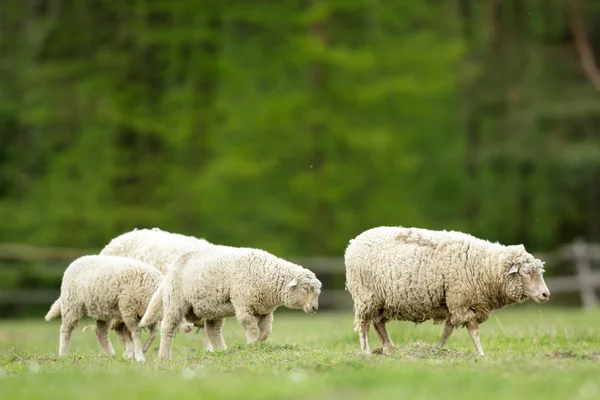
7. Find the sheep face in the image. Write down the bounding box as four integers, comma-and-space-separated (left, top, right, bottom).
285, 277, 322, 313
507, 251, 550, 304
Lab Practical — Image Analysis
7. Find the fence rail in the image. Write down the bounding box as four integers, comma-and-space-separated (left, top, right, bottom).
1, 238, 600, 310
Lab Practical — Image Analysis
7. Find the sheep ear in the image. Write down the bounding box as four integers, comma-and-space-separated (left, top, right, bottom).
287, 278, 298, 287
508, 264, 519, 275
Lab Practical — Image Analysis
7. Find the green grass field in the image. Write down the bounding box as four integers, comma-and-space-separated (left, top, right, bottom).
0, 307, 599, 400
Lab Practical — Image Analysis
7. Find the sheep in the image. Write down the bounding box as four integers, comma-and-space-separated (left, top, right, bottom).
139, 246, 322, 359
45, 255, 163, 362
100, 227, 213, 274
98, 227, 216, 335
344, 226, 550, 356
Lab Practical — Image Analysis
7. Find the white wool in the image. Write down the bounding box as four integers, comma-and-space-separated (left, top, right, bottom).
345, 226, 549, 356
45, 255, 163, 362
141, 246, 322, 359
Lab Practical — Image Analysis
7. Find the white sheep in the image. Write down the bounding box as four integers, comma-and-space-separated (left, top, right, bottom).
100, 227, 213, 274
139, 246, 322, 359
344, 226, 550, 356
99, 227, 216, 335
45, 255, 163, 362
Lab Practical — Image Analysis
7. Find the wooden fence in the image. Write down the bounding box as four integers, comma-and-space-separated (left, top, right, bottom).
1, 238, 600, 310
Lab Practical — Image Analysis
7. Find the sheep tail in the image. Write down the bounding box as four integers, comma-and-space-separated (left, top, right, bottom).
45, 298, 62, 321
140, 281, 164, 328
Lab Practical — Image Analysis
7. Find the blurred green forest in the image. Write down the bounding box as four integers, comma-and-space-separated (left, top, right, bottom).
1, 0, 600, 257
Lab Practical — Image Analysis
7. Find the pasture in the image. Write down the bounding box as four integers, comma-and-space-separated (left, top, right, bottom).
0, 307, 599, 400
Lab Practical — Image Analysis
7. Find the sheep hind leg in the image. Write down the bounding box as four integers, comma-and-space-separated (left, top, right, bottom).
158, 308, 185, 360
372, 319, 394, 355
466, 320, 485, 357
59, 318, 78, 357
142, 323, 159, 353
95, 320, 116, 356
439, 319, 454, 348
355, 316, 371, 354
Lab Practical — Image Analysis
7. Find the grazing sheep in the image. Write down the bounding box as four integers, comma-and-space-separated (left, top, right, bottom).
98, 227, 216, 336
45, 255, 163, 362
100, 228, 213, 274
344, 226, 550, 356
140, 247, 322, 359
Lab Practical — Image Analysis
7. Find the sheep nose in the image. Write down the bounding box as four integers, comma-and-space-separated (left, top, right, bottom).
541, 291, 550, 300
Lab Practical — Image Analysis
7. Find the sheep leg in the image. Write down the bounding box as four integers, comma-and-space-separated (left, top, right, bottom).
142, 323, 159, 353
357, 318, 371, 354
236, 311, 260, 343
373, 320, 394, 354
158, 309, 184, 360
204, 318, 226, 351
59, 318, 77, 357
439, 319, 454, 348
114, 323, 134, 359
257, 313, 273, 342
95, 320, 116, 356
123, 318, 145, 362
466, 320, 485, 356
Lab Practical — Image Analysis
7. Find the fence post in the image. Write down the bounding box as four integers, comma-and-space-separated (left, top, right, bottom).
571, 238, 598, 309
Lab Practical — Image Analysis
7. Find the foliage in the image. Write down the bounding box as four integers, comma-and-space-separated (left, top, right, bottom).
2, 0, 600, 256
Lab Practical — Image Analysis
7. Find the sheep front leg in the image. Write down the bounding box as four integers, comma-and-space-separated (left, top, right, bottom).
439, 319, 454, 348
129, 326, 145, 362
257, 313, 273, 342
466, 320, 485, 356
115, 323, 134, 359
236, 311, 260, 344
204, 318, 226, 351
95, 320, 116, 356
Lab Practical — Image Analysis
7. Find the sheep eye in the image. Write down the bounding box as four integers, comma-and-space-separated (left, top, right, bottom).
302, 286, 309, 292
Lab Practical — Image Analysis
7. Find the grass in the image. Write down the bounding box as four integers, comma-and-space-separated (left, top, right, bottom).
0, 307, 599, 400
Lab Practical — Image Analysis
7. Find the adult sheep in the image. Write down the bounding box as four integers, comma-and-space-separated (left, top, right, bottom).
140, 246, 322, 359
100, 227, 213, 274
45, 255, 163, 362
344, 226, 550, 356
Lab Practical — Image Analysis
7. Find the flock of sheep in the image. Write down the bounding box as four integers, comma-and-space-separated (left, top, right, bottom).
44, 226, 551, 361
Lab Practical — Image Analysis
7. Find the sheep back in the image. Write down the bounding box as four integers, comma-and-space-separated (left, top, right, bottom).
100, 228, 213, 274
60, 255, 163, 322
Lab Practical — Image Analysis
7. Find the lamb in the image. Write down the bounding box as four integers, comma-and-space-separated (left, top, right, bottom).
344, 226, 550, 356
98, 227, 217, 334
45, 255, 163, 362
139, 246, 322, 359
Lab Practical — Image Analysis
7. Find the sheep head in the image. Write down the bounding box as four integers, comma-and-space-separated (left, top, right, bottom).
285, 273, 322, 313
503, 245, 550, 304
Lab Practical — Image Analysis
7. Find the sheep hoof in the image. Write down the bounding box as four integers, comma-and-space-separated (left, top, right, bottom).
372, 348, 384, 355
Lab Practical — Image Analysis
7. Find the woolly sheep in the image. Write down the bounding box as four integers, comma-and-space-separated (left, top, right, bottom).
100, 228, 213, 274
99, 227, 216, 334
344, 226, 550, 356
140, 246, 322, 359
45, 255, 163, 362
